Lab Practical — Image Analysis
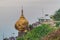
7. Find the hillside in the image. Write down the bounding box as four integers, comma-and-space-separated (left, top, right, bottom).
42, 28, 60, 40
17, 24, 58, 40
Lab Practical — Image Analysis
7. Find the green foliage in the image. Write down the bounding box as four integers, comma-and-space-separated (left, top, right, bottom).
29, 24, 33, 30
56, 22, 60, 27
51, 9, 60, 21
17, 24, 56, 40
17, 37, 24, 40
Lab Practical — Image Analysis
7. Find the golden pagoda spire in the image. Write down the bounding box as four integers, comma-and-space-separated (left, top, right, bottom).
15, 6, 29, 32
21, 6, 24, 16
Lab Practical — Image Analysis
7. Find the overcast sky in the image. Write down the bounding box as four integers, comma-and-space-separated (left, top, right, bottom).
0, 0, 60, 40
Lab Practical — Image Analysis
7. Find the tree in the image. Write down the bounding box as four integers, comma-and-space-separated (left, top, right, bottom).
56, 22, 60, 27
51, 9, 60, 21
29, 24, 33, 30
50, 9, 60, 27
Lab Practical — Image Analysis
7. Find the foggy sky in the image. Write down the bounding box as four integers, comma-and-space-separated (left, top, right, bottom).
0, 0, 60, 40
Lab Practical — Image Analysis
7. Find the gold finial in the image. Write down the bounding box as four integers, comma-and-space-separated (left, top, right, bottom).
21, 6, 24, 16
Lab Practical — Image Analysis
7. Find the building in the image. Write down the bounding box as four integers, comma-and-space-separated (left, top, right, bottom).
39, 14, 50, 23
32, 14, 56, 27
39, 14, 56, 26
32, 14, 51, 27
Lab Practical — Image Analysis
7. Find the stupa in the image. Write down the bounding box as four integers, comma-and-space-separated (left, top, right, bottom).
15, 7, 29, 37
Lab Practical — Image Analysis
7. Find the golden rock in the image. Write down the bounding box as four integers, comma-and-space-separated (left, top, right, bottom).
15, 8, 29, 32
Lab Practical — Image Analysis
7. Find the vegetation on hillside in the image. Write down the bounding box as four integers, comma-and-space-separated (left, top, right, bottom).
51, 9, 60, 21
42, 28, 60, 40
56, 22, 60, 27
17, 24, 57, 40
50, 9, 60, 27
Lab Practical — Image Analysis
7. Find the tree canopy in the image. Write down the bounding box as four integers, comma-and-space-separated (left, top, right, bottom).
51, 9, 60, 21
